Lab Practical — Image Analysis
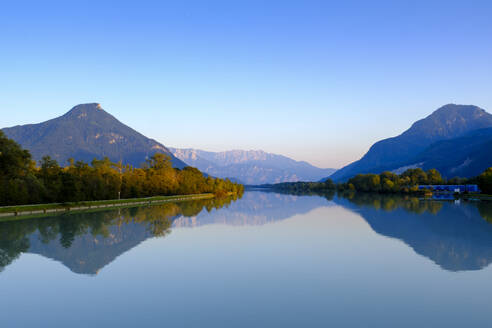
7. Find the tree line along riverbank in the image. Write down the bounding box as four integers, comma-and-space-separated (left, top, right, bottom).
0, 131, 244, 207
270, 167, 492, 195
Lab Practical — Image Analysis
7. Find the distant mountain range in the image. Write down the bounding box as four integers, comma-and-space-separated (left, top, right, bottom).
2, 103, 187, 168
4, 102, 490, 182
329, 104, 492, 181
169, 148, 336, 185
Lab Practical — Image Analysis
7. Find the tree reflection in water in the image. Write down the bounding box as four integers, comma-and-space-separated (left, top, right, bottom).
2, 190, 492, 274
0, 195, 238, 274
334, 192, 492, 271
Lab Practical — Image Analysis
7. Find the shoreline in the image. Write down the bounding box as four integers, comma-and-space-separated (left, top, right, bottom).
0, 193, 219, 220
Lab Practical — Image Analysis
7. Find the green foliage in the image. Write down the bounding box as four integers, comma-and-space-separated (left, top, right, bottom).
478, 168, 492, 194
0, 131, 45, 205
0, 132, 243, 206
272, 179, 336, 193
273, 167, 491, 195
338, 167, 489, 194
340, 168, 449, 194
426, 169, 444, 184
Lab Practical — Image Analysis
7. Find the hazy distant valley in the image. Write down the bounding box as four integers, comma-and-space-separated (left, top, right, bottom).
169, 148, 336, 185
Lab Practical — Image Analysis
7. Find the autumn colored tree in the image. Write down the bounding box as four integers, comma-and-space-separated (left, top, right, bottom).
0, 131, 243, 206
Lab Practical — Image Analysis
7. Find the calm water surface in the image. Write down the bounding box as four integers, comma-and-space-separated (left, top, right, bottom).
2, 191, 492, 327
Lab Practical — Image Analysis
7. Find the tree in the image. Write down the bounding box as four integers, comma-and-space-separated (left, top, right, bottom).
0, 131, 33, 178
426, 169, 443, 184
0, 135, 244, 206
37, 156, 63, 202
401, 168, 428, 185
478, 168, 492, 194
0, 131, 43, 205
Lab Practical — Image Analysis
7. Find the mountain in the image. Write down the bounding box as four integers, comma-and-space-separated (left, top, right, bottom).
407, 127, 492, 178
330, 104, 492, 181
2, 103, 187, 168
169, 148, 336, 185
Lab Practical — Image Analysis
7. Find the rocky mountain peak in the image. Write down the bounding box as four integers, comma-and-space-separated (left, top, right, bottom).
68, 102, 102, 112
402, 104, 492, 139
62, 103, 108, 120
330, 103, 492, 181
2, 103, 187, 168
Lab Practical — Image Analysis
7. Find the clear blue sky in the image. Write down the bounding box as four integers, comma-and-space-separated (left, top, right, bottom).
1, 0, 491, 168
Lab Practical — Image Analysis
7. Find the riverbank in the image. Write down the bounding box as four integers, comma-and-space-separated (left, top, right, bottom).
0, 193, 218, 220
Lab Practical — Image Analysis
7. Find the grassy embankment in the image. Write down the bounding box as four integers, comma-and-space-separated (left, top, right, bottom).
0, 193, 221, 220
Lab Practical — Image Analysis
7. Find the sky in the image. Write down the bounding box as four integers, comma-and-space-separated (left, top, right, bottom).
1, 0, 491, 168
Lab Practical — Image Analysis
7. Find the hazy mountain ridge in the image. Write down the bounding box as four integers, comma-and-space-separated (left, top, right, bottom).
330, 104, 492, 181
2, 103, 187, 168
170, 148, 336, 184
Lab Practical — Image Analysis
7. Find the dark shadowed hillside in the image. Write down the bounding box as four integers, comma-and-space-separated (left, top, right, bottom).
330, 104, 492, 181
410, 128, 492, 178
2, 103, 187, 168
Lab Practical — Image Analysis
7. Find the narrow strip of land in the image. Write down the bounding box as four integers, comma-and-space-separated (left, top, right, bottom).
0, 193, 216, 219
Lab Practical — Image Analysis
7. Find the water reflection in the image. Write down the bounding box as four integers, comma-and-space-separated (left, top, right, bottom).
173, 191, 332, 227
2, 191, 492, 275
336, 191, 444, 214
334, 192, 492, 271
478, 201, 492, 223
0, 196, 237, 275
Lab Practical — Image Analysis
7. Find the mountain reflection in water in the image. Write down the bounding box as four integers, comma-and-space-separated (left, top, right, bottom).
334, 192, 492, 271
1, 191, 492, 275
0, 196, 238, 275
